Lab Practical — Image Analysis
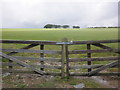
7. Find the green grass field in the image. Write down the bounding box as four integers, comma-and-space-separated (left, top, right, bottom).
1, 28, 118, 41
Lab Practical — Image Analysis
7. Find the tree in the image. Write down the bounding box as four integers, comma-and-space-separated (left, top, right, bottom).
56, 25, 61, 28
73, 26, 80, 28
62, 25, 69, 28
44, 24, 53, 28
44, 24, 62, 28
54, 25, 61, 28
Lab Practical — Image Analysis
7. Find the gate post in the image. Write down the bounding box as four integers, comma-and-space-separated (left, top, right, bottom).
9, 60, 13, 73
65, 44, 69, 78
61, 44, 65, 78
87, 44, 91, 72
62, 38, 70, 78
40, 44, 44, 71
61, 38, 69, 78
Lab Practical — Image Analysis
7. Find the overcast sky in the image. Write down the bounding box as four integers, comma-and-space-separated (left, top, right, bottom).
0, 0, 119, 28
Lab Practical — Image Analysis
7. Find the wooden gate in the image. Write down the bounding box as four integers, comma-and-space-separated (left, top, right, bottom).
0, 39, 120, 77
65, 40, 120, 77
0, 40, 65, 77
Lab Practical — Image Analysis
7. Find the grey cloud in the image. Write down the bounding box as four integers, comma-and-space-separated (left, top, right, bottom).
1, 1, 118, 28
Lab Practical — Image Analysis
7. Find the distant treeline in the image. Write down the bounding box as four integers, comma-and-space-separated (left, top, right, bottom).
43, 24, 119, 29
88, 27, 119, 28
44, 24, 80, 28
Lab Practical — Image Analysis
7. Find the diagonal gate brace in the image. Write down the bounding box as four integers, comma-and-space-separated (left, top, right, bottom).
88, 60, 120, 76
8, 43, 39, 55
92, 43, 120, 54
0, 52, 45, 75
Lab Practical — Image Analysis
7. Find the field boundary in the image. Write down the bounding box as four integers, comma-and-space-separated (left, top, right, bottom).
0, 39, 120, 78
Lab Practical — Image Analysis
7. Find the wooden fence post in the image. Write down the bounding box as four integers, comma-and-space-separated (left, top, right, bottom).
87, 44, 91, 72
40, 44, 44, 71
66, 44, 69, 78
61, 38, 69, 78
9, 60, 13, 73
61, 45, 65, 78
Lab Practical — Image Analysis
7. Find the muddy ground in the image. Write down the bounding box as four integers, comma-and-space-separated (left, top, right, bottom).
1, 73, 120, 88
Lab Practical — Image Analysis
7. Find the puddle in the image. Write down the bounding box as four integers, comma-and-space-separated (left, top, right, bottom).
74, 83, 85, 88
